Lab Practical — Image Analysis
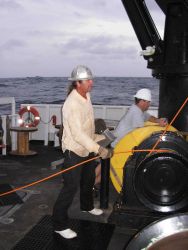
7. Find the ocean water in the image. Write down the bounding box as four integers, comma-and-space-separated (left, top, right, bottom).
0, 77, 159, 114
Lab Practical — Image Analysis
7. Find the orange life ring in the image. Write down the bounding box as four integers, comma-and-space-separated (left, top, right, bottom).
18, 106, 40, 127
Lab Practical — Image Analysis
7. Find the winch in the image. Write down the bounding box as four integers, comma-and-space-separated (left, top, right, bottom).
111, 123, 188, 213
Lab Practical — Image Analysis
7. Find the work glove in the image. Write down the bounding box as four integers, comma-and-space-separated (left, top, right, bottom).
98, 146, 113, 159
158, 118, 168, 127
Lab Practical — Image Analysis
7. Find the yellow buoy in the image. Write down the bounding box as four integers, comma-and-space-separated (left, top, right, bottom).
110, 122, 177, 193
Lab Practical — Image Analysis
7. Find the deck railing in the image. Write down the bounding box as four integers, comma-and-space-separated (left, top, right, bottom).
0, 97, 17, 155
0, 100, 158, 154
20, 104, 158, 147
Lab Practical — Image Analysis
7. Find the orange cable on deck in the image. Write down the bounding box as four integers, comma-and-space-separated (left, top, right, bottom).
0, 156, 99, 197
1, 98, 187, 198
0, 149, 171, 198
116, 149, 172, 155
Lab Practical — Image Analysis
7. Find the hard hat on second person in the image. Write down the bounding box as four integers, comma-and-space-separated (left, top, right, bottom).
134, 88, 152, 102
68, 65, 93, 81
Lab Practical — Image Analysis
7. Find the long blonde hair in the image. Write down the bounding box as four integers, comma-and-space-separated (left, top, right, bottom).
67, 80, 83, 96
67, 81, 77, 96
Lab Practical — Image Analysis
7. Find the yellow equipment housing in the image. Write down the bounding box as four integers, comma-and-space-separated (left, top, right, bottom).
110, 122, 177, 193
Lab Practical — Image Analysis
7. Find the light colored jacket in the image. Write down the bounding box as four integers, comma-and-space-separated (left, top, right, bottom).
62, 89, 104, 157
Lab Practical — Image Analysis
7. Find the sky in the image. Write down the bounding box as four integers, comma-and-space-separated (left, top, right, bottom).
0, 0, 165, 77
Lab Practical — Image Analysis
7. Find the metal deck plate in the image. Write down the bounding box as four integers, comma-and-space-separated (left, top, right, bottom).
0, 184, 23, 206
12, 215, 115, 250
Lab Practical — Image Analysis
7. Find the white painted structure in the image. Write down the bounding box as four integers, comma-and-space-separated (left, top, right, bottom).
0, 97, 17, 155
21, 103, 158, 147
0, 98, 158, 155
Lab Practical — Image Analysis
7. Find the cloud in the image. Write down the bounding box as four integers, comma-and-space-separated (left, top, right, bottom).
0, 0, 165, 77
0, 0, 22, 10
57, 34, 137, 60
0, 39, 26, 51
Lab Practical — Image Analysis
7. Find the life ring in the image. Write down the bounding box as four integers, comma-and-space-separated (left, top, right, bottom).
18, 106, 40, 127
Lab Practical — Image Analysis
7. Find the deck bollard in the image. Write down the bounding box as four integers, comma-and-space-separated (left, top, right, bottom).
100, 158, 110, 209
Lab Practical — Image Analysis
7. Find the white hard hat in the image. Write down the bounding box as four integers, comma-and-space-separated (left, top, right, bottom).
68, 65, 93, 81
134, 88, 152, 102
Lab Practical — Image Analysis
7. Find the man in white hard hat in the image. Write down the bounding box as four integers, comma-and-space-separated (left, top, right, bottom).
52, 65, 112, 239
111, 88, 167, 148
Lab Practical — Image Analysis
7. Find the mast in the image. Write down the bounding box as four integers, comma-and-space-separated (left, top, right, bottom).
121, 0, 188, 131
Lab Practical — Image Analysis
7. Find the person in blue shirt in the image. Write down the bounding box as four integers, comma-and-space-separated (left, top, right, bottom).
111, 88, 167, 148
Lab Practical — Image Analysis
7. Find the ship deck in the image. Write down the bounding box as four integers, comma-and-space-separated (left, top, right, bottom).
0, 142, 136, 250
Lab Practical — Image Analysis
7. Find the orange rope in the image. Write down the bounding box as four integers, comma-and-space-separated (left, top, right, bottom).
0, 156, 99, 197
1, 97, 187, 198
0, 149, 172, 198
116, 149, 172, 154
149, 97, 188, 155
